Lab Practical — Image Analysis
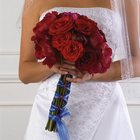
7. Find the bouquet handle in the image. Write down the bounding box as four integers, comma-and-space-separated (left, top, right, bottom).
45, 74, 72, 140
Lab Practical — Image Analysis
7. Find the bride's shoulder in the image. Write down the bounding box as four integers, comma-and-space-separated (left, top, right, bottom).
22, 0, 49, 18
38, 0, 67, 17
95, 0, 112, 9
23, 0, 41, 14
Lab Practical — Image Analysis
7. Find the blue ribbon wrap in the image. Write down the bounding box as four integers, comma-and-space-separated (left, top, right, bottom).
47, 75, 72, 140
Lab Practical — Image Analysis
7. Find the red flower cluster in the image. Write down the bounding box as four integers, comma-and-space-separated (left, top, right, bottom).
31, 11, 112, 74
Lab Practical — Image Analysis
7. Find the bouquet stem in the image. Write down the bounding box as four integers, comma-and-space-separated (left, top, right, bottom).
45, 74, 72, 132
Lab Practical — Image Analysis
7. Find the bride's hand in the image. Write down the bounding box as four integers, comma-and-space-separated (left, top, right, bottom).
50, 61, 77, 75
66, 71, 93, 83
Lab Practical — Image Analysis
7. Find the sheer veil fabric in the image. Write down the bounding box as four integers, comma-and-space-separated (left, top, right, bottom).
111, 0, 140, 79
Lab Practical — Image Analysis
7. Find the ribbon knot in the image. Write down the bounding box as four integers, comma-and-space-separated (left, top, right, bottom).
49, 107, 71, 140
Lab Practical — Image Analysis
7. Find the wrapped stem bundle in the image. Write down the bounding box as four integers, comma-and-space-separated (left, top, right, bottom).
45, 74, 72, 139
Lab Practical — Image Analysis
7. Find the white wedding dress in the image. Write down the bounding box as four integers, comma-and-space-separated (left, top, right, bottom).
24, 7, 136, 140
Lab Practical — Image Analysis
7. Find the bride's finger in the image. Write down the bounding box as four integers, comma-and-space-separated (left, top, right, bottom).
59, 67, 77, 75
82, 73, 93, 81
63, 60, 75, 65
66, 73, 93, 83
51, 64, 68, 75
56, 69, 68, 75
61, 63, 76, 70
66, 77, 83, 83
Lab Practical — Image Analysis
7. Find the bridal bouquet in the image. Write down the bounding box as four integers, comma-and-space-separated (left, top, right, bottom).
31, 11, 112, 140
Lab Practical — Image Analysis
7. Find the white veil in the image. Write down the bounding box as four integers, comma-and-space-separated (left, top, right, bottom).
110, 0, 140, 80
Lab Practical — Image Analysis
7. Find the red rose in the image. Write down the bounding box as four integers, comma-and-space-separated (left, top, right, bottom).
100, 56, 112, 72
31, 35, 41, 44
42, 53, 59, 68
75, 15, 97, 35
58, 12, 80, 20
35, 39, 59, 67
61, 41, 84, 62
34, 39, 50, 59
100, 43, 112, 71
75, 48, 99, 74
72, 32, 88, 46
34, 45, 45, 59
38, 39, 51, 55
90, 29, 106, 48
101, 43, 112, 57
52, 32, 72, 51
49, 15, 74, 35
91, 43, 112, 73
99, 29, 107, 42
33, 11, 58, 37
31, 34, 50, 45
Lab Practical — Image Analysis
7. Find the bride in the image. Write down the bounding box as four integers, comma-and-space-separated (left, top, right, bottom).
19, 0, 140, 140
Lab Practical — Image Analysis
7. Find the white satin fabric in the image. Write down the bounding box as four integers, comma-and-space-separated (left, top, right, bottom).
24, 7, 136, 140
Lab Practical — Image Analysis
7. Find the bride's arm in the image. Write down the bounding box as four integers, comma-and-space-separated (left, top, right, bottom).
19, 0, 54, 84
91, 61, 121, 81
19, 0, 77, 84
66, 61, 121, 83
124, 0, 140, 77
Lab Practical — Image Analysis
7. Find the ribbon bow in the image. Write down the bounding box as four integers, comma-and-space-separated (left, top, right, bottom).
49, 105, 71, 140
